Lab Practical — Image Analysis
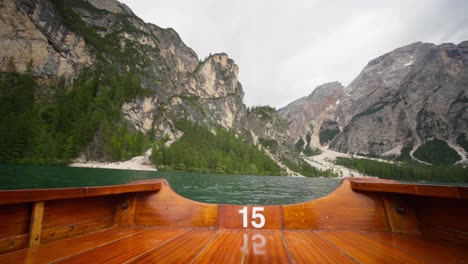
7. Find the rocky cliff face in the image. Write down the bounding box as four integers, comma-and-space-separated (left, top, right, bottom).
278, 82, 344, 149
0, 0, 247, 155
168, 53, 246, 130
281, 41, 468, 164
243, 106, 295, 159
331, 41, 468, 161
0, 0, 93, 82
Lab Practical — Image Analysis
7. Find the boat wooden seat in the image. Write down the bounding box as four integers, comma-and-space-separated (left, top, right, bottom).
0, 178, 466, 263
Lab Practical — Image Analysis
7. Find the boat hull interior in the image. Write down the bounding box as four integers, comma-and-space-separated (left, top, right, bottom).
0, 178, 466, 263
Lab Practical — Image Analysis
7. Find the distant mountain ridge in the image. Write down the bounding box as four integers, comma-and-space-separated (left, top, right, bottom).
280, 41, 468, 165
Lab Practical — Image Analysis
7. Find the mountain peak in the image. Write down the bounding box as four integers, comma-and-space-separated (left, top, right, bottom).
308, 82, 344, 99
86, 0, 134, 15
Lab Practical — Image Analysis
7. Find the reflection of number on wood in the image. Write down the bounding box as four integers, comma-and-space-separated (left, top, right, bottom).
238, 206, 265, 228
241, 234, 266, 255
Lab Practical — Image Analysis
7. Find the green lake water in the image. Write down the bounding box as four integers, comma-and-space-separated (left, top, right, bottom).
0, 164, 341, 205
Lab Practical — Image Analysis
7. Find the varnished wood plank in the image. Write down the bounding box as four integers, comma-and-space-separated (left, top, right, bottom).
218, 205, 282, 230
0, 227, 147, 264
28, 202, 44, 247
54, 228, 188, 263
0, 203, 30, 238
419, 224, 468, 246
354, 231, 468, 263
411, 196, 468, 232
134, 180, 218, 228
283, 179, 389, 231
318, 231, 429, 263
0, 181, 162, 205
129, 229, 216, 263
0, 204, 30, 253
41, 217, 114, 244
244, 231, 291, 264
382, 194, 420, 235
458, 186, 468, 199
351, 180, 467, 199
114, 195, 137, 226
192, 230, 245, 264
283, 231, 355, 263
0, 234, 27, 255
42, 196, 114, 229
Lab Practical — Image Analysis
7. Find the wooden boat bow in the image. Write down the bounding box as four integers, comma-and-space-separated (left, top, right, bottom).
0, 178, 466, 263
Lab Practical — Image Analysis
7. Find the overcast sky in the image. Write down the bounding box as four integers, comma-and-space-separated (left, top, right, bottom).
121, 0, 468, 108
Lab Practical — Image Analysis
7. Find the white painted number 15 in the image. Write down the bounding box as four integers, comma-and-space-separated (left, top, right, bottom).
239, 206, 265, 228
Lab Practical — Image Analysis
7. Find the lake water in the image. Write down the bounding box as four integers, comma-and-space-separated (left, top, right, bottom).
0, 164, 341, 205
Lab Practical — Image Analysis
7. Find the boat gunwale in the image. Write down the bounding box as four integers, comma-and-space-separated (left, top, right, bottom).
0, 180, 162, 205
351, 179, 468, 199
0, 177, 466, 206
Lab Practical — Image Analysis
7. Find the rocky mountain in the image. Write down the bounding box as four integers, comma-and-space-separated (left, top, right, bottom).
244, 106, 295, 158
282, 41, 468, 165
278, 82, 344, 151
0, 0, 249, 157
0, 0, 308, 174
333, 41, 468, 162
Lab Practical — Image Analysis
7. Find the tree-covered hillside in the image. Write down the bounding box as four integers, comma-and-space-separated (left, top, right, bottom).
0, 64, 152, 165
151, 121, 284, 175
335, 157, 468, 183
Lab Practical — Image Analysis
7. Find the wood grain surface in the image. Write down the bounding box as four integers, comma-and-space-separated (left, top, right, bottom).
244, 231, 291, 264
0, 227, 146, 264
192, 230, 244, 264
54, 228, 188, 263
283, 231, 355, 263
351, 180, 468, 199
28, 202, 44, 247
0, 228, 466, 263
134, 179, 218, 228
382, 194, 421, 235
0, 181, 161, 205
283, 179, 389, 231
218, 205, 282, 230
318, 231, 429, 264
129, 229, 216, 263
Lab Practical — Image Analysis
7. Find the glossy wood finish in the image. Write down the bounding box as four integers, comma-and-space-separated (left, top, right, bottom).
283, 179, 389, 231
318, 231, 429, 263
55, 228, 188, 263
192, 230, 244, 263
382, 194, 420, 235
0, 204, 30, 254
1, 177, 467, 262
353, 231, 468, 264
134, 179, 218, 228
0, 181, 161, 205
42, 196, 114, 229
0, 234, 27, 255
130, 230, 216, 263
0, 203, 30, 238
41, 218, 114, 244
114, 194, 137, 226
244, 231, 291, 264
351, 179, 468, 199
283, 231, 355, 263
411, 196, 468, 245
28, 202, 44, 247
1, 227, 465, 263
0, 227, 146, 264
218, 205, 282, 230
